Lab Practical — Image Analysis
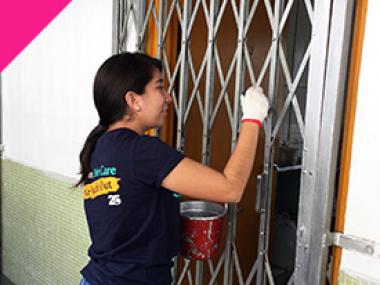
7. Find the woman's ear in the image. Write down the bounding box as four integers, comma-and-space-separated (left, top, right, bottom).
125, 91, 142, 113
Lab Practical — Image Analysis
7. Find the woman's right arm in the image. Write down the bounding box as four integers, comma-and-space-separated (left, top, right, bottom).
162, 87, 269, 203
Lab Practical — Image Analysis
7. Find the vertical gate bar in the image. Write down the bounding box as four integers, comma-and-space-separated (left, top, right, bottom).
121, 0, 131, 52
122, 0, 127, 50
196, 1, 218, 283
175, 10, 190, 280
157, 0, 164, 59
201, 0, 218, 166
265, 0, 284, 260
294, 1, 355, 284
130, 0, 139, 50
122, 0, 128, 52
223, 0, 248, 284
176, 0, 191, 152
120, 0, 126, 52
293, 1, 332, 284
136, 0, 146, 52
127, 0, 133, 51
194, 261, 203, 285
112, 0, 121, 54
153, 0, 165, 138
257, 1, 282, 284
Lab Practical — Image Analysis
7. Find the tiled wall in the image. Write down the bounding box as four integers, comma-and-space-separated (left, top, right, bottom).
1, 159, 90, 285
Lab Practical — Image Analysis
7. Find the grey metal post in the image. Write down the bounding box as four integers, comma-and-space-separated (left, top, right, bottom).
153, 0, 165, 138
135, 0, 146, 52
112, 0, 121, 54
196, 1, 219, 284
294, 1, 355, 284
201, 0, 218, 166
294, 0, 332, 281
176, 0, 190, 153
256, 1, 282, 284
156, 0, 164, 60
121, 0, 130, 52
294, 1, 332, 284
223, 0, 248, 284
113, 0, 143, 53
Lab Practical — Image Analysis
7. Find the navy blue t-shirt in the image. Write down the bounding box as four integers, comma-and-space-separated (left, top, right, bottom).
81, 128, 184, 285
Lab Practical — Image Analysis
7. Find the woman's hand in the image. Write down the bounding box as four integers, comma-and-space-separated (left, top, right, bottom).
240, 86, 269, 126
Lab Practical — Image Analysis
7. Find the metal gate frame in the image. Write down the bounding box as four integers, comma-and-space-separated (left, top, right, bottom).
294, 1, 355, 284
112, 1, 356, 284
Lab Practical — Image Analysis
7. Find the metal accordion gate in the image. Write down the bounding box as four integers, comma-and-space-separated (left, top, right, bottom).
112, 0, 355, 284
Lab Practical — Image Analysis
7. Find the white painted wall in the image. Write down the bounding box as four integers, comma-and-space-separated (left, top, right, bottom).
340, 0, 380, 282
2, 0, 113, 179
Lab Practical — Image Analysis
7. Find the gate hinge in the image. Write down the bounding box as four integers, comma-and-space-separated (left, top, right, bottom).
329, 232, 380, 259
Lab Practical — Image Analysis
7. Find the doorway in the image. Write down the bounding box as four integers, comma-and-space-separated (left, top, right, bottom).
113, 0, 355, 284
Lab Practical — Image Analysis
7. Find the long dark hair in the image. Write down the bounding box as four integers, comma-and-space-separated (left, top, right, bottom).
76, 52, 162, 186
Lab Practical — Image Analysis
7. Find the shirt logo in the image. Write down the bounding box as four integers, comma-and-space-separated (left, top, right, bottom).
108, 194, 122, 206
83, 177, 121, 200
92, 165, 117, 178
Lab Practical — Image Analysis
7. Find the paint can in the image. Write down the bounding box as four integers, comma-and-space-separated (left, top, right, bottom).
180, 201, 227, 260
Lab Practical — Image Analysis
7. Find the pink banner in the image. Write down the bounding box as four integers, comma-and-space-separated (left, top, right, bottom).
0, 0, 72, 72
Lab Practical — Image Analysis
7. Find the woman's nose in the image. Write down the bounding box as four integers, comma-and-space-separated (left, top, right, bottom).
165, 91, 173, 104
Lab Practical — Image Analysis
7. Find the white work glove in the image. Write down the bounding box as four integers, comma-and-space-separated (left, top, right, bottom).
240, 86, 269, 127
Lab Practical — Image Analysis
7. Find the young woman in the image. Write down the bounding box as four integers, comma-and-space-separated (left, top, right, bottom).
77, 52, 269, 285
